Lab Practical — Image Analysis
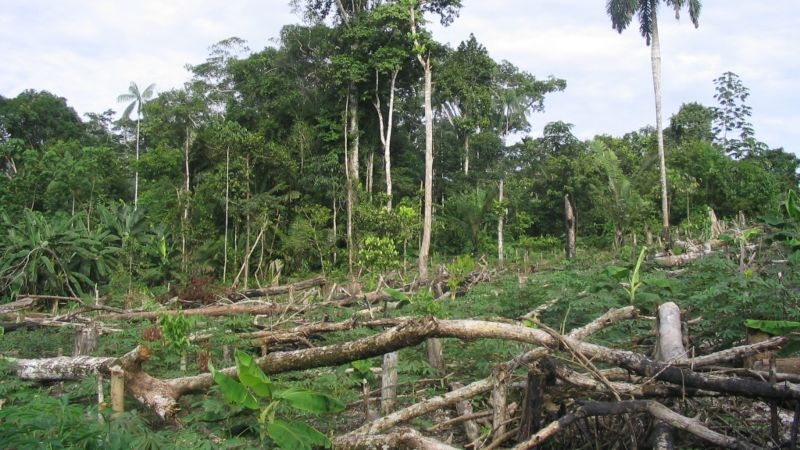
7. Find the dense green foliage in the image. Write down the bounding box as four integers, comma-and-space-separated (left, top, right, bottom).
1, 13, 796, 294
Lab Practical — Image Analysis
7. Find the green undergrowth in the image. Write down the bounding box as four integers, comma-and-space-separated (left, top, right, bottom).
1, 247, 797, 447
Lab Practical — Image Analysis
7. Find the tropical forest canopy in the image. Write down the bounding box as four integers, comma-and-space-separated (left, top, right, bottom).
0, 1, 797, 298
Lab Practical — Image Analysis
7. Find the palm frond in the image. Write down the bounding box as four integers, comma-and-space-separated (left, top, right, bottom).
141, 83, 157, 100
120, 101, 136, 120
606, 0, 639, 33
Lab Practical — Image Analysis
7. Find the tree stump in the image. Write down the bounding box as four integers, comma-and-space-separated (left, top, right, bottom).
110, 365, 125, 417
381, 351, 398, 415
73, 324, 99, 356
564, 194, 576, 259
426, 338, 444, 376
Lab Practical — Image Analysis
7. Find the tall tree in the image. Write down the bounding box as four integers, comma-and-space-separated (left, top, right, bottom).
438, 34, 495, 175
712, 71, 755, 158
607, 0, 701, 242
405, 0, 461, 280
118, 82, 156, 209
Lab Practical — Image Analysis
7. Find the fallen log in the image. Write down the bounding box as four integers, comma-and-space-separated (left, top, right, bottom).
0, 297, 37, 315
95, 302, 297, 321
228, 276, 326, 301
11, 315, 799, 422
334, 427, 458, 450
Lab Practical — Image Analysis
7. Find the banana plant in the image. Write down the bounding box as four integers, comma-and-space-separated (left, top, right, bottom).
209, 350, 344, 449
604, 246, 647, 305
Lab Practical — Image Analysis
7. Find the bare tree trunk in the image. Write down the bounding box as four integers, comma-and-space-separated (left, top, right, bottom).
410, 6, 433, 281
491, 363, 510, 437
346, 89, 360, 275
110, 365, 125, 417
73, 324, 99, 356
451, 382, 482, 446
366, 150, 374, 196
419, 59, 434, 280
651, 16, 670, 244
463, 134, 470, 175
134, 117, 140, 210
244, 157, 251, 289
374, 69, 398, 209
333, 193, 338, 266
498, 178, 505, 268
182, 126, 191, 273
564, 194, 576, 259
223, 146, 230, 281
381, 351, 398, 415
426, 337, 444, 376
653, 302, 686, 448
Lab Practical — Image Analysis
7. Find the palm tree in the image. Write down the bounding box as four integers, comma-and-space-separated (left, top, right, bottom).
118, 82, 156, 209
607, 0, 700, 242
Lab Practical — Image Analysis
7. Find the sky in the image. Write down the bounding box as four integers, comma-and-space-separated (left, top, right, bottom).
1, 1, 797, 153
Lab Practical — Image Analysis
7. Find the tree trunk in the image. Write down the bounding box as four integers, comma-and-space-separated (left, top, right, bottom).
110, 365, 125, 416
366, 150, 374, 197
463, 134, 470, 175
182, 126, 191, 273
374, 69, 398, 210
134, 116, 140, 210
491, 363, 510, 437
223, 145, 230, 282
381, 351, 398, 415
73, 324, 99, 356
498, 178, 505, 268
653, 302, 686, 446
650, 16, 670, 243
564, 194, 576, 259
426, 337, 444, 376
346, 89, 360, 275
419, 59, 434, 280
450, 382, 482, 446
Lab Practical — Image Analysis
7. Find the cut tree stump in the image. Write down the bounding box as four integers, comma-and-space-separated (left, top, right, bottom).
73, 324, 100, 356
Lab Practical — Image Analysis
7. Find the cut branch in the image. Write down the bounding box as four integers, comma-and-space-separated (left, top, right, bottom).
95, 302, 296, 321
228, 276, 326, 301
512, 400, 764, 450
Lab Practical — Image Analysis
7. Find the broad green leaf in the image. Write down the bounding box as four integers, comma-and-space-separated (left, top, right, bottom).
762, 215, 786, 227
603, 265, 629, 281
744, 319, 800, 336
787, 190, 800, 222
383, 287, 409, 302
790, 251, 800, 267
646, 278, 677, 292
209, 361, 259, 410
267, 419, 331, 450
275, 388, 345, 414
234, 350, 272, 397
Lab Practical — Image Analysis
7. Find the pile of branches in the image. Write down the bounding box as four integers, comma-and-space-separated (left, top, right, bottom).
7, 299, 799, 449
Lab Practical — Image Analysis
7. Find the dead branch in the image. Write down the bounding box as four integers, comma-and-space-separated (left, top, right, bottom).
334, 427, 458, 450
512, 400, 765, 450
347, 378, 494, 436
11, 315, 800, 422
228, 276, 326, 301
567, 306, 637, 341
95, 302, 297, 321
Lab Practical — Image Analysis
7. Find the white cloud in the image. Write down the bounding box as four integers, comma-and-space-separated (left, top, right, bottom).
0, 0, 797, 154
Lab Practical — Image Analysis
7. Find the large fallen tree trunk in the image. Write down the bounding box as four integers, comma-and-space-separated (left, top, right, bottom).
10, 314, 795, 421
228, 276, 326, 301
95, 302, 297, 321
